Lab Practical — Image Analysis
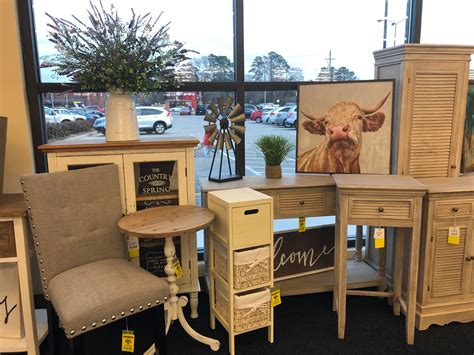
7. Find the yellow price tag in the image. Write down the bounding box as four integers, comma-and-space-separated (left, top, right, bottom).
127, 237, 140, 259
173, 257, 183, 279
448, 226, 460, 245
374, 227, 385, 249
270, 287, 281, 307
298, 217, 306, 233
121, 330, 135, 353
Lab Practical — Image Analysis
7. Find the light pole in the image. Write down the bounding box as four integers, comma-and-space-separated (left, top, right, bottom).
377, 17, 407, 47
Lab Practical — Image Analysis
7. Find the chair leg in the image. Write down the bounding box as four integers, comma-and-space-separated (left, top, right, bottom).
154, 305, 167, 355
47, 301, 60, 355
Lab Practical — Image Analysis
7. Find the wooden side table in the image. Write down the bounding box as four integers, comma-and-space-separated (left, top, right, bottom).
333, 175, 426, 345
118, 205, 220, 351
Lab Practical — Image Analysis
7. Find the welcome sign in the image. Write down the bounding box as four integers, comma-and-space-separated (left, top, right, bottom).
273, 224, 335, 281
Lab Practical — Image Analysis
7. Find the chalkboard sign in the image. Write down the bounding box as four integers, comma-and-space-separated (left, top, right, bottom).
274, 224, 335, 281
137, 161, 175, 195
139, 237, 181, 277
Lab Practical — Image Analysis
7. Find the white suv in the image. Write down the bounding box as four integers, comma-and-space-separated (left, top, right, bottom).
93, 106, 173, 135
136, 106, 173, 134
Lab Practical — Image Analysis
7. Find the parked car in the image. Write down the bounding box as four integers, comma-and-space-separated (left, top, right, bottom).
269, 106, 292, 125
282, 106, 298, 128
244, 107, 255, 119
245, 103, 258, 112
69, 108, 102, 121
170, 106, 186, 113
44, 106, 58, 124
274, 106, 297, 126
93, 106, 172, 135
195, 104, 207, 115
249, 108, 273, 123
179, 106, 193, 115
53, 108, 86, 122
85, 105, 105, 113
262, 107, 280, 124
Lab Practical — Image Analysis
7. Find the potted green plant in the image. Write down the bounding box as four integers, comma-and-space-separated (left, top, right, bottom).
43, 1, 192, 142
255, 134, 294, 178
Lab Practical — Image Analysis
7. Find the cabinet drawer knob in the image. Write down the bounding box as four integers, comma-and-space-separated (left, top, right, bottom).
451, 164, 457, 169
378, 207, 384, 213
299, 200, 305, 205
452, 207, 459, 213
466, 257, 472, 261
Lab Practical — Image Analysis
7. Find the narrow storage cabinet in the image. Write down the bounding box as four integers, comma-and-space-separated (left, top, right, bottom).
207, 188, 274, 355
416, 176, 474, 330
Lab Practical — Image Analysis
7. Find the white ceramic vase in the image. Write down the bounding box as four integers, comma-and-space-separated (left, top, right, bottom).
105, 92, 139, 142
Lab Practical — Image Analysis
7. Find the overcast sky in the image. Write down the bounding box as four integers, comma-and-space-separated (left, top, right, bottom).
33, 0, 473, 82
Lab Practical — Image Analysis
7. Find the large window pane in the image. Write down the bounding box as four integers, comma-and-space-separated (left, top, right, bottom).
244, 0, 408, 81
33, 0, 234, 83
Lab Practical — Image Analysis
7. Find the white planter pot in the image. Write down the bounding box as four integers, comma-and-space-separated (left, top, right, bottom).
105, 93, 139, 142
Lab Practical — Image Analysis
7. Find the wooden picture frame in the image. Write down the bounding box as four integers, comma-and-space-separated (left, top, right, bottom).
296, 80, 394, 174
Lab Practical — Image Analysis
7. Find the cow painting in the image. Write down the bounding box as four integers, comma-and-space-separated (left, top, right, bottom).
297, 92, 390, 174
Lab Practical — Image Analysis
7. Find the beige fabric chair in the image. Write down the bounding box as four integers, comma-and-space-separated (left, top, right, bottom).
21, 164, 168, 350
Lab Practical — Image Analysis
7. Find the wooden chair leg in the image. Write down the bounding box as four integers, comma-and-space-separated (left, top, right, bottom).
68, 336, 81, 355
155, 305, 167, 355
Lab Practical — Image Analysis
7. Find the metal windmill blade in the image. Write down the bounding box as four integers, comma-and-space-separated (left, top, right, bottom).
202, 96, 244, 182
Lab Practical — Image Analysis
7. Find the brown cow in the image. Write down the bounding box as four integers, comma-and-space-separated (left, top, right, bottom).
297, 92, 390, 173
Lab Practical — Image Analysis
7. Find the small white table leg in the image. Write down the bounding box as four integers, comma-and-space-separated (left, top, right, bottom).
189, 292, 199, 319
164, 237, 220, 351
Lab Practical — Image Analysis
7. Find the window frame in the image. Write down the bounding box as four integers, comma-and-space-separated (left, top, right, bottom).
17, 0, 422, 174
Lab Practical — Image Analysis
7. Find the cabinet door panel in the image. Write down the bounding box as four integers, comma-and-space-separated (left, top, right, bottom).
430, 222, 469, 300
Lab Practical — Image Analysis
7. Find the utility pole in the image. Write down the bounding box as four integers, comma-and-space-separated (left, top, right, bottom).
382, 0, 388, 48
326, 50, 336, 81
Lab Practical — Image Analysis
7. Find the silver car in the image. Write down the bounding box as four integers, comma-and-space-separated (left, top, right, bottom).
93, 106, 173, 135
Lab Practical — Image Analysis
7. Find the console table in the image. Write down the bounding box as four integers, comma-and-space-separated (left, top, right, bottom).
199, 175, 379, 295
333, 174, 426, 345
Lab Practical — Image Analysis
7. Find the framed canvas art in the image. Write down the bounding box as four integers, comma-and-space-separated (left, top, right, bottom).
296, 80, 394, 174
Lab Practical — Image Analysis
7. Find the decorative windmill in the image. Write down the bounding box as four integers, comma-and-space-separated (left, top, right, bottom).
204, 97, 246, 182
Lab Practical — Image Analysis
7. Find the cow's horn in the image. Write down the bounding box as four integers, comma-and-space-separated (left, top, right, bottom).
361, 92, 390, 114
301, 111, 320, 121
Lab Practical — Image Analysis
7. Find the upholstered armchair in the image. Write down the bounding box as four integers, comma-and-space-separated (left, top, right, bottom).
21, 164, 168, 354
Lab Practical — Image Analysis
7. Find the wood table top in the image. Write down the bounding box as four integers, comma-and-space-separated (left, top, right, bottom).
118, 205, 215, 238
0, 193, 26, 217
333, 174, 427, 192
38, 134, 200, 153
199, 174, 336, 192
418, 176, 474, 194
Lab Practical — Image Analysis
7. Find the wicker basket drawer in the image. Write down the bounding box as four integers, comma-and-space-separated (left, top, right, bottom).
434, 200, 472, 219
214, 243, 270, 290
215, 285, 271, 333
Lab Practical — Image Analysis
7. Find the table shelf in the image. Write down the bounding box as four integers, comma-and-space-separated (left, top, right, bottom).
0, 309, 48, 352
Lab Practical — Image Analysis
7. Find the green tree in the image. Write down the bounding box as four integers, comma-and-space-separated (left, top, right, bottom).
193, 54, 233, 82
248, 52, 293, 81
334, 66, 358, 81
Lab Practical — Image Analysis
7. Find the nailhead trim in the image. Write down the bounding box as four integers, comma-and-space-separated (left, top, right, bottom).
147, 302, 152, 307
130, 308, 135, 313
91, 322, 96, 327
121, 312, 125, 316
111, 315, 116, 320
139, 306, 143, 310
81, 326, 87, 331
70, 330, 75, 336
102, 319, 106, 323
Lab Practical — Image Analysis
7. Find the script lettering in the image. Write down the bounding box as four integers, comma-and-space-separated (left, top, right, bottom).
0, 296, 17, 324
274, 235, 335, 272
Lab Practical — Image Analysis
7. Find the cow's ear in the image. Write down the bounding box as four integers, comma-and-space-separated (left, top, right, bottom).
303, 117, 326, 135
363, 112, 385, 132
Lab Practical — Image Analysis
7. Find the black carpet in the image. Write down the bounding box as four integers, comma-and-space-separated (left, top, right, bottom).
166, 290, 474, 355
32, 288, 474, 355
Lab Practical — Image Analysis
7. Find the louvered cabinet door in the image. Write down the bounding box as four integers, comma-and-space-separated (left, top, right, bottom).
428, 221, 471, 302
401, 62, 468, 178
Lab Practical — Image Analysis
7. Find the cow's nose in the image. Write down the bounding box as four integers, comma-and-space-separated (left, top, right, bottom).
329, 125, 350, 141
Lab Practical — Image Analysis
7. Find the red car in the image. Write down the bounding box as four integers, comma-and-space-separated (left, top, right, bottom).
249, 108, 273, 123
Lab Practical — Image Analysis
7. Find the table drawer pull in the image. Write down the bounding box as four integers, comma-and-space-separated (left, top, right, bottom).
299, 200, 305, 205
378, 207, 384, 212
452, 207, 459, 213
466, 257, 472, 262
244, 209, 259, 215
